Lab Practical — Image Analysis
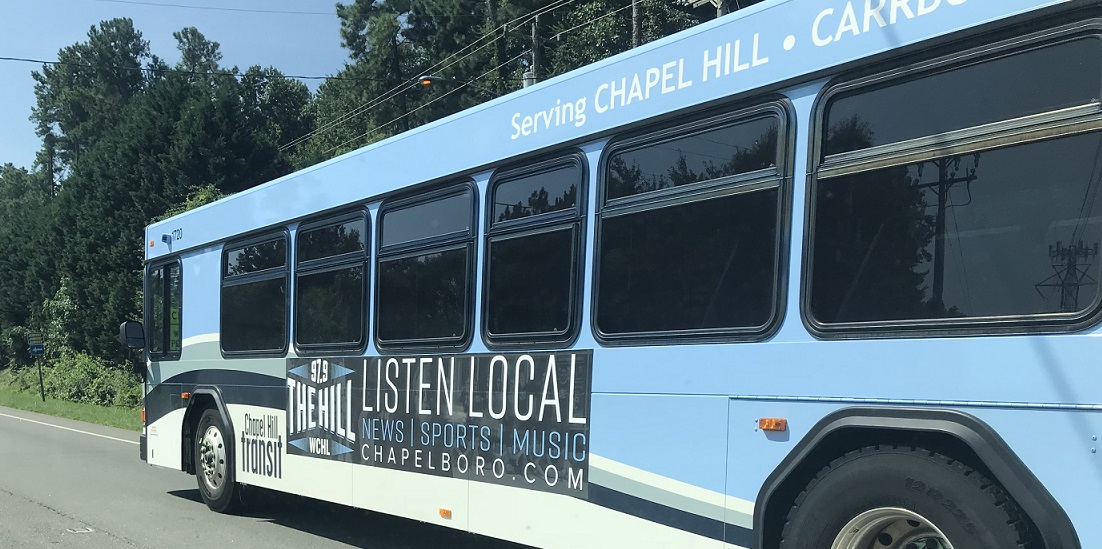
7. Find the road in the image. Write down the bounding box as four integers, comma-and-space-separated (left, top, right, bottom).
0, 406, 528, 549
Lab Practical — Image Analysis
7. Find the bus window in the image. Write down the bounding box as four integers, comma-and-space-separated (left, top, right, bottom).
376, 186, 475, 349
221, 233, 288, 355
294, 212, 369, 352
810, 37, 1102, 333
146, 260, 181, 360
595, 107, 786, 342
484, 155, 585, 346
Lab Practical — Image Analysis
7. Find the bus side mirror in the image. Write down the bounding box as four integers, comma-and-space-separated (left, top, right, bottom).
119, 321, 146, 350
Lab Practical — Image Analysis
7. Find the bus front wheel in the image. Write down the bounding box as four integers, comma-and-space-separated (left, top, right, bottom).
778, 445, 1032, 549
195, 408, 242, 513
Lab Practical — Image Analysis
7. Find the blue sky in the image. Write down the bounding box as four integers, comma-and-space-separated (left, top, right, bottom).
0, 0, 349, 170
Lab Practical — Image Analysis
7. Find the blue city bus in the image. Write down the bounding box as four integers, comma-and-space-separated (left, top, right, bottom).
127, 0, 1101, 546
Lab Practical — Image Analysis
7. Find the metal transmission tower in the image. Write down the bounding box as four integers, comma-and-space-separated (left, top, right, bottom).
1035, 240, 1100, 312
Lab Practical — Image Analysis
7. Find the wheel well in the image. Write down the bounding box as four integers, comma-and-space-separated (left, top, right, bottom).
181, 394, 217, 475
758, 425, 1046, 549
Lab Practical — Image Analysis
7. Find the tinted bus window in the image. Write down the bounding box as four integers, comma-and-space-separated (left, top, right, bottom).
377, 187, 474, 349
295, 213, 368, 351
222, 234, 288, 354
485, 157, 585, 345
596, 109, 785, 340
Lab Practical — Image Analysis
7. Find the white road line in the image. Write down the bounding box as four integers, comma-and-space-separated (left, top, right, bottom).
0, 411, 138, 445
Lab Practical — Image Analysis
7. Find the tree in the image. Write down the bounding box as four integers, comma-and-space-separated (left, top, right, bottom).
0, 164, 55, 335
47, 24, 310, 358
549, 0, 697, 77
31, 18, 152, 171
174, 27, 222, 75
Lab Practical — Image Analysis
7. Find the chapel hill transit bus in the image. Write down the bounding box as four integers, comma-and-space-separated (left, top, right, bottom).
123, 0, 1102, 547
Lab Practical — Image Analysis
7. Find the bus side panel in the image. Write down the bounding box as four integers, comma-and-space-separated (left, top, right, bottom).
467, 480, 723, 549
351, 456, 470, 531
230, 403, 354, 507
724, 400, 843, 547
146, 405, 185, 470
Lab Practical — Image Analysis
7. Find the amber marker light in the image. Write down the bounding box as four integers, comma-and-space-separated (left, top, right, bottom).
140, 408, 146, 424
180, 392, 191, 400
149, 240, 155, 247
439, 508, 453, 519
758, 418, 788, 432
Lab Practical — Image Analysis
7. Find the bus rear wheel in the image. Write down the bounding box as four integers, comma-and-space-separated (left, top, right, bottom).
779, 446, 1032, 549
195, 408, 242, 513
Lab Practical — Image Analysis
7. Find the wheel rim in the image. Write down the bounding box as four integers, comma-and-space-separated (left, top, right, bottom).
199, 425, 227, 493
832, 507, 954, 549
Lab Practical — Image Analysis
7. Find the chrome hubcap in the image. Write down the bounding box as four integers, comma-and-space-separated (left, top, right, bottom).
833, 508, 954, 549
199, 425, 227, 492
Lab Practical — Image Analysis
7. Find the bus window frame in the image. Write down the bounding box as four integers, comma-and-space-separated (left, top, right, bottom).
802, 24, 1102, 339
146, 258, 182, 361
374, 181, 478, 353
293, 208, 370, 357
219, 229, 291, 357
482, 152, 588, 350
592, 99, 794, 346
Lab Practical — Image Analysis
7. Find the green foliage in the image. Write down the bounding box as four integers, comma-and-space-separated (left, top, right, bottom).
38, 277, 80, 360
40, 354, 141, 408
31, 18, 152, 170
549, 0, 698, 77
0, 164, 55, 333
156, 184, 225, 221
1, 353, 139, 408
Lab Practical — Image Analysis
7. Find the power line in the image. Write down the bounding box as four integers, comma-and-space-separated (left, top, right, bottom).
327, 49, 534, 156
279, 0, 576, 152
0, 55, 379, 82
88, 0, 333, 16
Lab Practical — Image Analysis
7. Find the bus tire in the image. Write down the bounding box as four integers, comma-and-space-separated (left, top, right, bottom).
195, 408, 242, 513
778, 445, 1032, 548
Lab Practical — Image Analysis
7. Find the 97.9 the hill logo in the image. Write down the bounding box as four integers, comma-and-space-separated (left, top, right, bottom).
285, 351, 593, 499
286, 358, 357, 462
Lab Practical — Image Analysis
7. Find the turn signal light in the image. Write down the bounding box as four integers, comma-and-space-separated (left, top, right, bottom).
439, 508, 453, 519
180, 392, 191, 400
758, 418, 788, 432
140, 408, 146, 424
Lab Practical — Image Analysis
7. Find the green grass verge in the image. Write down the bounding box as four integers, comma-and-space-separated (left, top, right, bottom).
0, 381, 141, 431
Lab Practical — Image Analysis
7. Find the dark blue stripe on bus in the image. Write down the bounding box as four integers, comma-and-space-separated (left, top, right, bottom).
145, 369, 285, 425
588, 483, 753, 546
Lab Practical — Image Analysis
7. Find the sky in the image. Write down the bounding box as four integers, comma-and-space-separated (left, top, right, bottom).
0, 0, 350, 170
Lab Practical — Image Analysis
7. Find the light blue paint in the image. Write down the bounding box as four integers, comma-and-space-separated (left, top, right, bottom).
591, 393, 731, 493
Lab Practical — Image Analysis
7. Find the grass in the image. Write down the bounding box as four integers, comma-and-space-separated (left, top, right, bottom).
0, 381, 141, 431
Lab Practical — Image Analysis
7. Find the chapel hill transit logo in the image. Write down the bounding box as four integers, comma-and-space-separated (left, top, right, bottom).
285, 351, 593, 498
286, 358, 357, 460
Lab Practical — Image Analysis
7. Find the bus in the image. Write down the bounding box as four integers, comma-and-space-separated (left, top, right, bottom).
123, 0, 1101, 546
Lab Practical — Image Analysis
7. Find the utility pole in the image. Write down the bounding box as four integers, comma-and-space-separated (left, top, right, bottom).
531, 14, 543, 82
486, 0, 508, 95
632, 0, 642, 48
919, 155, 979, 312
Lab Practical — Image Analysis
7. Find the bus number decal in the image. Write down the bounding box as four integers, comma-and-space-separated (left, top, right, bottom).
286, 351, 593, 498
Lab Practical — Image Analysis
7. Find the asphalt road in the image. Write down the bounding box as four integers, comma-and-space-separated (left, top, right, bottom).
0, 406, 528, 549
